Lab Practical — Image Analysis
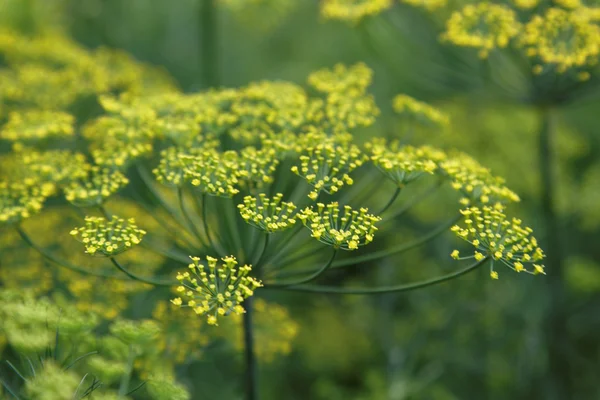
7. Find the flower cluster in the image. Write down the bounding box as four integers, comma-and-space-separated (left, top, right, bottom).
238, 193, 298, 233
183, 150, 241, 197
320, 0, 393, 23
439, 152, 521, 205
292, 133, 367, 200
18, 149, 88, 186
308, 63, 373, 96
0, 181, 49, 224
441, 3, 521, 58
0, 109, 74, 142
392, 94, 450, 129
451, 204, 545, 279
172, 256, 263, 325
298, 202, 381, 250
367, 140, 446, 187
520, 7, 600, 74
400, 0, 447, 11
70, 215, 146, 256
64, 166, 129, 207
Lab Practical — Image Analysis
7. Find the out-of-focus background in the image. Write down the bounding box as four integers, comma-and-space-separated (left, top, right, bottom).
1, 0, 599, 399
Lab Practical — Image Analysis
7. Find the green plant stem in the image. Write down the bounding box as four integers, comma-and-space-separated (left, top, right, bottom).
272, 258, 489, 294
253, 234, 269, 268
265, 249, 338, 287
242, 296, 258, 400
109, 257, 175, 287
384, 180, 443, 223
202, 193, 224, 255
177, 187, 207, 248
16, 225, 125, 280
118, 345, 135, 397
200, 0, 219, 88
378, 187, 402, 215
538, 107, 570, 399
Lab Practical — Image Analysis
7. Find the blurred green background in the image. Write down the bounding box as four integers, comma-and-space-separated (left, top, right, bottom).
1, 0, 600, 399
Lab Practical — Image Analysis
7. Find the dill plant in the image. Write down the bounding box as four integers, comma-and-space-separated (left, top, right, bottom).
0, 7, 550, 399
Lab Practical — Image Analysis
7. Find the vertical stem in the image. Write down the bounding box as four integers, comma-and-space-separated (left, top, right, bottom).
242, 297, 258, 400
538, 107, 569, 400
200, 0, 219, 88
118, 345, 135, 396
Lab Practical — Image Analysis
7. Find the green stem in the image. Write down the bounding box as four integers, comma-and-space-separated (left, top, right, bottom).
538, 107, 570, 399
178, 187, 206, 247
242, 296, 258, 400
202, 194, 224, 255
266, 249, 338, 287
109, 258, 175, 287
200, 0, 219, 88
384, 180, 443, 223
273, 258, 489, 294
378, 187, 401, 215
118, 345, 135, 397
253, 234, 269, 268
16, 225, 124, 280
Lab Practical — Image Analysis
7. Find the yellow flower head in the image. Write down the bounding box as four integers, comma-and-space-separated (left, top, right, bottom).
183, 149, 240, 197
172, 256, 263, 326
451, 204, 546, 278
238, 193, 297, 233
70, 215, 146, 257
520, 8, 600, 73
0, 181, 48, 224
321, 0, 393, 24
298, 202, 381, 250
441, 3, 521, 58
64, 166, 129, 207
392, 94, 450, 129
0, 109, 74, 142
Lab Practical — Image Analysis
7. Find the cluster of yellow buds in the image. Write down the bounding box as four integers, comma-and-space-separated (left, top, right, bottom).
520, 8, 600, 75
64, 166, 129, 207
441, 3, 521, 58
439, 152, 521, 205
70, 215, 146, 256
400, 0, 447, 11
298, 202, 381, 250
153, 147, 198, 187
451, 204, 545, 279
308, 63, 373, 96
511, 0, 539, 9
291, 133, 367, 200
18, 148, 88, 186
320, 0, 393, 24
237, 146, 280, 190
183, 150, 241, 197
109, 318, 162, 346
237, 193, 298, 233
367, 139, 446, 187
0, 109, 74, 142
392, 94, 450, 129
172, 256, 263, 325
0, 181, 49, 224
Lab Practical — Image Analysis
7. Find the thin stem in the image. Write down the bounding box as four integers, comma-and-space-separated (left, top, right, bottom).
202, 193, 223, 255
109, 258, 175, 287
118, 345, 135, 397
385, 180, 443, 223
200, 0, 219, 88
253, 234, 269, 268
332, 214, 461, 269
378, 187, 401, 215
538, 107, 570, 399
178, 187, 206, 247
242, 297, 258, 400
16, 225, 125, 280
265, 249, 338, 287
273, 258, 489, 294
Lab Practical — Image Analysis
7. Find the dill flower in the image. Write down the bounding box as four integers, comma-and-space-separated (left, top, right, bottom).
110, 319, 161, 346
237, 146, 280, 190
308, 63, 373, 96
238, 193, 297, 233
291, 133, 367, 200
183, 149, 240, 197
154, 147, 196, 187
20, 149, 88, 186
171, 256, 263, 325
90, 136, 154, 168
70, 215, 147, 256
520, 8, 600, 73
218, 0, 297, 32
511, 0, 540, 9
0, 181, 49, 224
297, 202, 381, 250
24, 361, 80, 400
64, 166, 129, 207
439, 153, 520, 205
392, 94, 450, 129
441, 3, 521, 58
86, 355, 128, 385
323, 91, 380, 130
451, 204, 546, 279
321, 0, 393, 24
367, 140, 446, 187
0, 109, 74, 142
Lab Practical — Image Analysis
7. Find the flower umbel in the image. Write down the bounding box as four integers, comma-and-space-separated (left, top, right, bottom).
172, 256, 263, 325
451, 204, 546, 279
298, 202, 381, 250
70, 215, 146, 256
64, 166, 129, 207
237, 193, 297, 233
